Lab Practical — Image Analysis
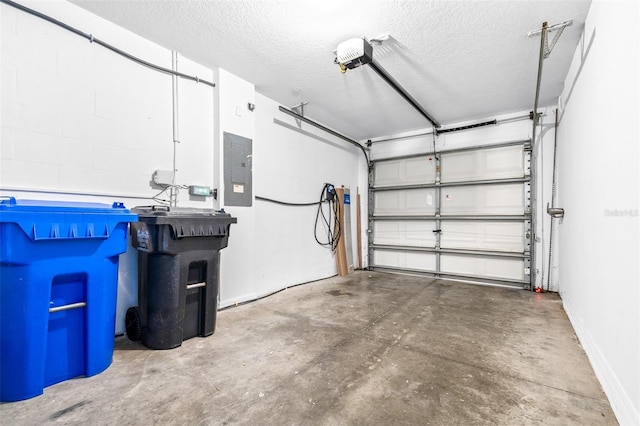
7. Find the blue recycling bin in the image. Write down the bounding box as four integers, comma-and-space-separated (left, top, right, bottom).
0, 197, 137, 402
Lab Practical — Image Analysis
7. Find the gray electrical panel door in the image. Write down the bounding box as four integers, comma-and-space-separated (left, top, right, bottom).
224, 132, 252, 207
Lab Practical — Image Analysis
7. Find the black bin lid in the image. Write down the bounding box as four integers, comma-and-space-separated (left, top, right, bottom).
132, 206, 237, 238
133, 205, 235, 220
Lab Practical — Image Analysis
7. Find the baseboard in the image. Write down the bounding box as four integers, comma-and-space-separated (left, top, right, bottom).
562, 295, 640, 426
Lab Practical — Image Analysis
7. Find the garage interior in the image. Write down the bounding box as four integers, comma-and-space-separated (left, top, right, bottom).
0, 0, 638, 425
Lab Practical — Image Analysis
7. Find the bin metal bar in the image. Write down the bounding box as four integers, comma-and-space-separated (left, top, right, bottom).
371, 139, 530, 164
49, 302, 86, 313
186, 282, 206, 290
372, 215, 530, 221
372, 177, 529, 192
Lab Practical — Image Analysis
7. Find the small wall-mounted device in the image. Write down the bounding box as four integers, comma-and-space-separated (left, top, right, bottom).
335, 38, 373, 73
152, 169, 174, 186
189, 185, 213, 197
325, 183, 336, 201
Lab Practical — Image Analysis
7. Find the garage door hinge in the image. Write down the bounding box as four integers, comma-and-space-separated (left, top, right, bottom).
432, 229, 442, 234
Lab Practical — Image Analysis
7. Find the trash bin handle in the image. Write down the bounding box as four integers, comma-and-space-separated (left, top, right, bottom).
49, 302, 86, 313
186, 282, 206, 290
151, 205, 170, 212
0, 196, 16, 205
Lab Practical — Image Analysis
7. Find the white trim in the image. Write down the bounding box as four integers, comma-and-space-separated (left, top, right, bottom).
562, 295, 640, 426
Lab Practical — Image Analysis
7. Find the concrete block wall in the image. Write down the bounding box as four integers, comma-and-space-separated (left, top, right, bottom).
1, 0, 367, 334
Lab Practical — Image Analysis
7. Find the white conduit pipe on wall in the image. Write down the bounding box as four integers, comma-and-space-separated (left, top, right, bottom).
171, 51, 180, 207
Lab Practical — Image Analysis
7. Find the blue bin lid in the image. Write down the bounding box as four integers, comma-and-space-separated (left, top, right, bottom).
0, 197, 132, 213
0, 197, 138, 241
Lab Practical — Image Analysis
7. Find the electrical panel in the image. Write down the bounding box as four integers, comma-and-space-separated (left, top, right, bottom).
223, 132, 252, 206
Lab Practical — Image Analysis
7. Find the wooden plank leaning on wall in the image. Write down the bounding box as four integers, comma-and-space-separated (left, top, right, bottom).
335, 186, 349, 276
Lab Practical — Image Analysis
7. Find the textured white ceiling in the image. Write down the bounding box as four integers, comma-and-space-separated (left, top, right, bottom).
70, 0, 591, 141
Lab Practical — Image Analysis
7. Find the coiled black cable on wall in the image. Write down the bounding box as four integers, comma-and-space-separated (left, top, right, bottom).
256, 183, 341, 252
0, 0, 215, 88
314, 184, 341, 252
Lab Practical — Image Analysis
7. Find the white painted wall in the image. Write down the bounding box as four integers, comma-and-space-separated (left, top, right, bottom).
556, 1, 639, 424
251, 93, 366, 298
214, 69, 258, 307
214, 74, 368, 306
1, 0, 214, 334
1, 1, 367, 334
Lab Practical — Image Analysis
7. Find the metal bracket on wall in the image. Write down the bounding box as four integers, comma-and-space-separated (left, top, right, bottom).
528, 20, 573, 59
546, 203, 565, 218
291, 102, 308, 127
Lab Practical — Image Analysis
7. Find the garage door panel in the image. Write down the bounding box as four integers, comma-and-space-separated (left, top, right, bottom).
441, 221, 525, 252
374, 157, 436, 187
441, 184, 524, 215
440, 255, 524, 281
374, 221, 436, 247
374, 250, 436, 272
375, 189, 437, 216
370, 141, 530, 288
441, 146, 524, 183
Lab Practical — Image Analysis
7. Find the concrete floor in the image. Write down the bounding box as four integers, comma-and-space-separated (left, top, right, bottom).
2, 272, 616, 425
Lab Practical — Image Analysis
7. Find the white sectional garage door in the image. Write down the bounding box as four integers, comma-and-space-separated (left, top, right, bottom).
369, 140, 532, 288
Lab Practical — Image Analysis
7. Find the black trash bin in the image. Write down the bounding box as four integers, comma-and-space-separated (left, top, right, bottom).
128, 206, 236, 349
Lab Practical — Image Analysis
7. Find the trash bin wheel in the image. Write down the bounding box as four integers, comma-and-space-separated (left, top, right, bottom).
125, 306, 142, 341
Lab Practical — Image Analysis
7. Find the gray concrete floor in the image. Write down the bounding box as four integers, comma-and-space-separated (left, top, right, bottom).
2, 272, 616, 425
